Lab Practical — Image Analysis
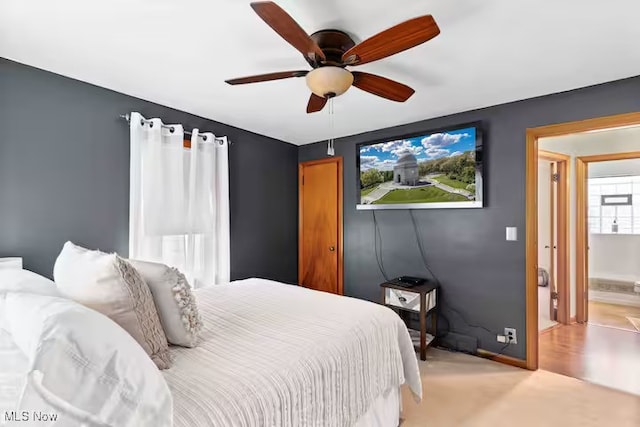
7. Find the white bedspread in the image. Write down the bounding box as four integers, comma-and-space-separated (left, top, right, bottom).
163, 278, 422, 427
0, 328, 29, 416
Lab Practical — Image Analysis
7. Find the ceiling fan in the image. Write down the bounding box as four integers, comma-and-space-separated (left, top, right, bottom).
225, 1, 440, 113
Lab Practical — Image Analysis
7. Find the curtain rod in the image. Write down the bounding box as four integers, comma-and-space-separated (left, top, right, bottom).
119, 113, 230, 144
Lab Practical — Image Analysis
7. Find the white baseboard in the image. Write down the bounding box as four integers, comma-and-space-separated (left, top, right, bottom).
589, 290, 640, 307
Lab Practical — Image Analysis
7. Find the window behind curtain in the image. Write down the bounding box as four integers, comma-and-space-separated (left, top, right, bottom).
129, 112, 231, 288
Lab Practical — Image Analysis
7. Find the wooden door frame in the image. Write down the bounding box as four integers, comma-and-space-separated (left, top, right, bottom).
538, 150, 570, 325
575, 150, 640, 323
549, 162, 556, 322
525, 112, 640, 370
298, 157, 344, 295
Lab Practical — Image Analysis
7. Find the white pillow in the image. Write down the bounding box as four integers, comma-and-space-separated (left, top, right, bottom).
53, 241, 171, 369
3, 292, 173, 426
0, 269, 61, 297
130, 260, 203, 347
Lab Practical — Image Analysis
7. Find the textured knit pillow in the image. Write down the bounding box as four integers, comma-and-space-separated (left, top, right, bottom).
53, 242, 171, 369
129, 260, 203, 348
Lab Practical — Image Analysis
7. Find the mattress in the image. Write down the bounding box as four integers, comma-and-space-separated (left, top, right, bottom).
163, 278, 421, 427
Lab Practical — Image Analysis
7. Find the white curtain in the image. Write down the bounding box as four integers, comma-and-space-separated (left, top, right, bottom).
129, 112, 230, 287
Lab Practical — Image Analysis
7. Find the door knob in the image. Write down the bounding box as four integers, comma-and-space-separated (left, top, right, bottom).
329, 246, 335, 252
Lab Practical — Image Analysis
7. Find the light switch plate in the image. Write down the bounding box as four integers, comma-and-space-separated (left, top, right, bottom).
506, 227, 517, 241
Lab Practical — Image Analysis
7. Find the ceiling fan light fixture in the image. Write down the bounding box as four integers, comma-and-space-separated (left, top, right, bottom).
305, 67, 354, 98
228, 3, 438, 112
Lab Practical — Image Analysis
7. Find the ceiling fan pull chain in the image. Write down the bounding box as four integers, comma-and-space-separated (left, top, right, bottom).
327, 98, 335, 156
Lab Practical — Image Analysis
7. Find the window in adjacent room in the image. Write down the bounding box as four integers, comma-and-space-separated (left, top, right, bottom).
588, 176, 640, 234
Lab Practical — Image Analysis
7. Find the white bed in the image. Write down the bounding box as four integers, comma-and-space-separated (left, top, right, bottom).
0, 328, 29, 416
163, 278, 422, 427
1, 274, 421, 427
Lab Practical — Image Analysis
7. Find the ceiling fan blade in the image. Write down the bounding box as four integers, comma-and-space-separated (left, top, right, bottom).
225, 70, 308, 85
307, 93, 327, 113
352, 72, 415, 102
342, 15, 440, 66
250, 1, 325, 63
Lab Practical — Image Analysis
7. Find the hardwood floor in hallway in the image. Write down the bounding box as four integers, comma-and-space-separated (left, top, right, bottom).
588, 301, 640, 332
539, 322, 640, 395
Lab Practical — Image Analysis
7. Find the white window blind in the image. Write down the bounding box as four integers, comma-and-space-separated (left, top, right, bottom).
588, 176, 640, 234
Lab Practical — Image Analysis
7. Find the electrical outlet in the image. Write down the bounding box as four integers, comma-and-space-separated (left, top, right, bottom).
504, 328, 517, 344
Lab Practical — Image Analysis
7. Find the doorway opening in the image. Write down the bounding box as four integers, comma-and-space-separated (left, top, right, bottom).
537, 150, 570, 331
576, 153, 640, 332
526, 112, 640, 396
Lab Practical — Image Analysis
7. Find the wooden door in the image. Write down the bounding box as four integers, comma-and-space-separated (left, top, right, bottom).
299, 157, 343, 294
549, 162, 557, 321
555, 159, 570, 324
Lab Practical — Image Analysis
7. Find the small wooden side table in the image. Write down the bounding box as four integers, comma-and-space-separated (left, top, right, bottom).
380, 281, 438, 361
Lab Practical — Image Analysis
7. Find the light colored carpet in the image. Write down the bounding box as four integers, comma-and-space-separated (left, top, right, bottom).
401, 348, 640, 427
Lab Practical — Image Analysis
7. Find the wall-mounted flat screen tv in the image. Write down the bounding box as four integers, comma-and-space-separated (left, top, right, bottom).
357, 122, 483, 210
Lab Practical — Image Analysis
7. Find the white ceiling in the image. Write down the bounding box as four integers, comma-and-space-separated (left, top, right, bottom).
540, 125, 640, 157
588, 158, 640, 178
1, 0, 639, 145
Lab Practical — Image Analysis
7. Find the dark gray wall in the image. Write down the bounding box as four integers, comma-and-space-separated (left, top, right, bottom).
299, 76, 640, 359
0, 59, 298, 283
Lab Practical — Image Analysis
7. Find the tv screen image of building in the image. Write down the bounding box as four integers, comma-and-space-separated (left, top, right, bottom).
357, 125, 483, 210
